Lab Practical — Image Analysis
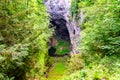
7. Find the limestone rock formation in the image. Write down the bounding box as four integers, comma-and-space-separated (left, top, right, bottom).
45, 0, 81, 54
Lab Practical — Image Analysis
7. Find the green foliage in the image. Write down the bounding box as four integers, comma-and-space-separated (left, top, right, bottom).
78, 0, 95, 7
70, 0, 80, 19
67, 54, 84, 74
0, 0, 52, 79
80, 0, 120, 56
63, 55, 120, 80
0, 44, 29, 80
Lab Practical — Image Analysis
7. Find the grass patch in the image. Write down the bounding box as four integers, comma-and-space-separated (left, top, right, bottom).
52, 62, 66, 74
55, 38, 70, 55
48, 57, 68, 80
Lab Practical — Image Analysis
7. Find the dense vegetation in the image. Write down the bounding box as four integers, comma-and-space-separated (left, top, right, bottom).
0, 0, 120, 80
0, 0, 52, 80
63, 0, 120, 80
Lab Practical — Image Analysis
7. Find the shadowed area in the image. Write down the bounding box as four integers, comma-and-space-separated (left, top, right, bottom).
50, 19, 70, 41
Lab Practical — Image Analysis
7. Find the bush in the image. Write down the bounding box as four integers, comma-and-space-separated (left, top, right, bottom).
67, 54, 84, 74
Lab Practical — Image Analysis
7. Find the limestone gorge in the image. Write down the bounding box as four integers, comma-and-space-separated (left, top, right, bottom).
0, 0, 120, 80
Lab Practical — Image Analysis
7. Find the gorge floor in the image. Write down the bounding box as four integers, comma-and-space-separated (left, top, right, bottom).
47, 56, 68, 80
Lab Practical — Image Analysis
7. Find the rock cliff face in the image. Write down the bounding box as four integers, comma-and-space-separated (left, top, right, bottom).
45, 0, 81, 54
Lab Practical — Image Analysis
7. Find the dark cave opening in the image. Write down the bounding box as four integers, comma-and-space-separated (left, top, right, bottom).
50, 19, 70, 41
48, 18, 71, 56
48, 47, 56, 56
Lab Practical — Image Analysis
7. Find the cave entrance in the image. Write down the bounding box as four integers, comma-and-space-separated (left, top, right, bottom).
50, 19, 70, 41
48, 18, 71, 56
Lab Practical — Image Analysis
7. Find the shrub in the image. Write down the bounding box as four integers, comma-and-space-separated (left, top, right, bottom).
67, 54, 84, 74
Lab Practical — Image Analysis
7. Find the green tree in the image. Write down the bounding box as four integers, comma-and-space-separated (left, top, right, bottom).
80, 0, 120, 56
0, 0, 52, 80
